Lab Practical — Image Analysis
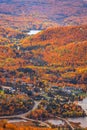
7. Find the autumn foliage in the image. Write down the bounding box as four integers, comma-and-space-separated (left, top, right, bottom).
20, 25, 87, 88
0, 0, 87, 30
0, 25, 87, 88
0, 120, 54, 130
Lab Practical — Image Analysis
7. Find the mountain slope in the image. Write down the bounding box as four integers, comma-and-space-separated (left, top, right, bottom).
0, 26, 26, 45
0, 0, 87, 30
20, 25, 87, 86
20, 25, 87, 67
21, 25, 87, 47
0, 25, 87, 87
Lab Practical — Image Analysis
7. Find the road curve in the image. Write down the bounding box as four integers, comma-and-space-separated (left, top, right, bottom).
0, 101, 40, 119
0, 101, 51, 128
0, 101, 74, 129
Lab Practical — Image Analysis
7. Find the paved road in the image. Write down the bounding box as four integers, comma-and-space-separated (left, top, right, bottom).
62, 118, 75, 130
0, 101, 74, 129
55, 116, 75, 130
0, 101, 50, 128
0, 101, 39, 118
20, 101, 41, 117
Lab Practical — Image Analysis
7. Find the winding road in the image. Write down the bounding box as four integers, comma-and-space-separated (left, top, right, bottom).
0, 101, 75, 129
0, 101, 50, 128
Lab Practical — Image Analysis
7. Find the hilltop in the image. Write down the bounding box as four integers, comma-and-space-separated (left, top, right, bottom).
19, 25, 87, 87
21, 25, 87, 66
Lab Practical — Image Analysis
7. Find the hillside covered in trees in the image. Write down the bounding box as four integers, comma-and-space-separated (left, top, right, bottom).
0, 26, 26, 45
0, 23, 87, 130
0, 25, 87, 90
0, 0, 87, 30
20, 25, 87, 88
0, 0, 87, 129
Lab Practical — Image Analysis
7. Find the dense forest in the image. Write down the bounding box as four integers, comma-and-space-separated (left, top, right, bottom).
0, 0, 87, 130
0, 0, 87, 30
0, 25, 87, 89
